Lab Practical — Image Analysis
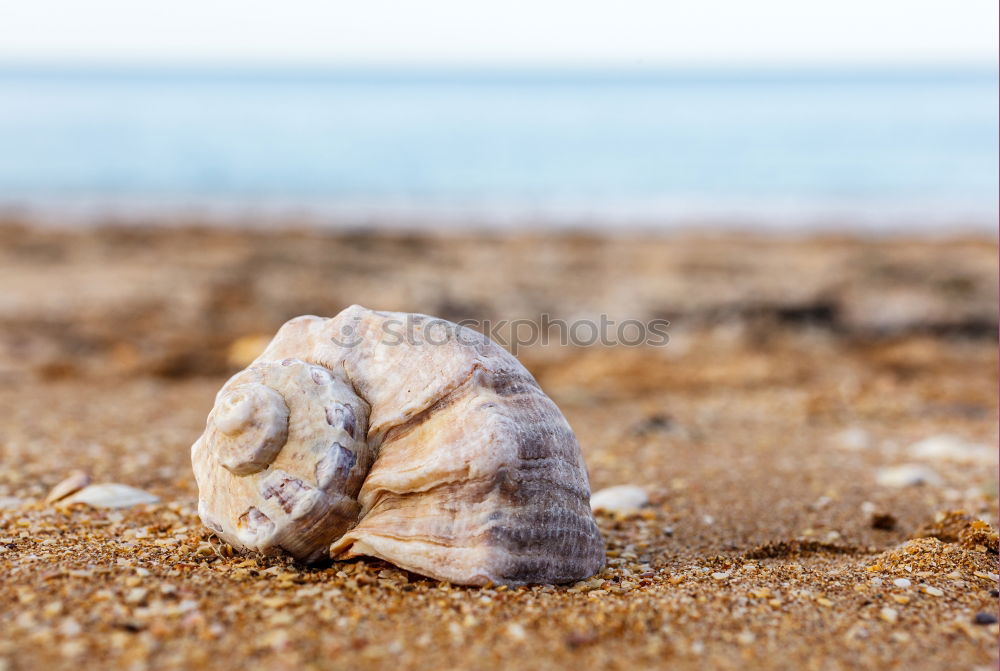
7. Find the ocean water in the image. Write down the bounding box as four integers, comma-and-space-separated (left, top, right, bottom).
0, 66, 996, 229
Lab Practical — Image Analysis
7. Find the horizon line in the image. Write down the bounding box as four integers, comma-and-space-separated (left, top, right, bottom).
0, 60, 996, 82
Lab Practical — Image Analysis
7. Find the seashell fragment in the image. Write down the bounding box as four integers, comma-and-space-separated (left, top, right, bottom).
46, 471, 91, 504
875, 464, 942, 488
192, 305, 606, 585
59, 483, 160, 509
908, 434, 996, 465
590, 485, 649, 515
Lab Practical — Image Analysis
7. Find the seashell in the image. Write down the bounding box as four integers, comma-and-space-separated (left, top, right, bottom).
909, 434, 996, 465
59, 483, 160, 509
45, 470, 91, 504
192, 305, 605, 585
590, 484, 648, 515
874, 464, 942, 488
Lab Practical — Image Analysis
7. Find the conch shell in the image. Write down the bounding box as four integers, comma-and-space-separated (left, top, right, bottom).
191, 305, 605, 585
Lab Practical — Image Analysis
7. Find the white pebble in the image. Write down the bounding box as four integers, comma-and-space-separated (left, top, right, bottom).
124, 587, 148, 605
58, 619, 82, 637
892, 578, 911, 588
505, 623, 527, 641
923, 586, 944, 597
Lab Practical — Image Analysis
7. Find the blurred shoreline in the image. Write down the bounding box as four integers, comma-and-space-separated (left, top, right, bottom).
2, 206, 996, 237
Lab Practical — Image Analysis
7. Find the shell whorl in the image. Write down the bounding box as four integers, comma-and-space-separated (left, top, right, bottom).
211, 383, 290, 476
191, 305, 605, 585
192, 358, 371, 563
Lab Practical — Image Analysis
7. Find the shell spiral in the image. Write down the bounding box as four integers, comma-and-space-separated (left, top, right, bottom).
191, 305, 605, 585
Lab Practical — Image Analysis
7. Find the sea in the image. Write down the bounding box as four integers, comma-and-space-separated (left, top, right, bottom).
0, 65, 996, 231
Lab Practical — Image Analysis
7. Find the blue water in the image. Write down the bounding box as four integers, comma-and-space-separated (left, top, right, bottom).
0, 66, 996, 227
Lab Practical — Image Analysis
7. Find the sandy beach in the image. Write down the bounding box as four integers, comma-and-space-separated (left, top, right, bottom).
0, 222, 997, 670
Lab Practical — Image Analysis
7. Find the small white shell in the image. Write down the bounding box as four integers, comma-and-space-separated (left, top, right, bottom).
874, 464, 942, 488
45, 471, 91, 504
909, 434, 996, 465
590, 485, 648, 514
60, 483, 159, 509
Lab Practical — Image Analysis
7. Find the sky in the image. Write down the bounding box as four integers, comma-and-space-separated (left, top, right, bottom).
0, 0, 996, 68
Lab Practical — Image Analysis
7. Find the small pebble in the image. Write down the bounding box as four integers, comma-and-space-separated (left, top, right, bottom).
505, 623, 527, 641
892, 578, 911, 588
973, 613, 997, 625
871, 513, 898, 531
811, 496, 832, 510
835, 427, 870, 450
124, 588, 148, 605
923, 586, 944, 597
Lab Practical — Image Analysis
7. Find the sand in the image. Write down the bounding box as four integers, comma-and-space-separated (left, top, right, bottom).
0, 223, 997, 670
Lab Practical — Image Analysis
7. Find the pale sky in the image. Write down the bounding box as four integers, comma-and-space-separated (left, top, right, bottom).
0, 0, 996, 67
